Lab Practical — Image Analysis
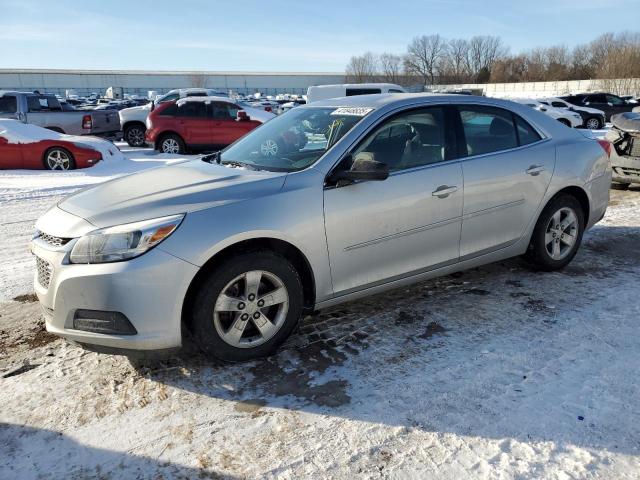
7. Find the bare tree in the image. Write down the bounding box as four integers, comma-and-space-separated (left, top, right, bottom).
379, 53, 403, 84
444, 38, 470, 83
345, 52, 379, 83
404, 35, 447, 85
188, 73, 208, 88
466, 36, 508, 82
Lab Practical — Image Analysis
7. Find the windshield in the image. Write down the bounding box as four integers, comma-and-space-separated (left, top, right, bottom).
219, 106, 372, 172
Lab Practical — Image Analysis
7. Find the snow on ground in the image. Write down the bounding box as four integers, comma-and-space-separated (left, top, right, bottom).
0, 142, 189, 301
1, 131, 640, 479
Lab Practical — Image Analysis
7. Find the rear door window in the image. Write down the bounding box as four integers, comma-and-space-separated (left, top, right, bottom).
211, 102, 238, 120
346, 88, 382, 96
0, 96, 17, 113
457, 105, 518, 156
27, 96, 61, 112
177, 102, 207, 118
551, 101, 567, 108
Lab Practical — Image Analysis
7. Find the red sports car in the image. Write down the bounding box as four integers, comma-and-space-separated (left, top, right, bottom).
0, 119, 103, 170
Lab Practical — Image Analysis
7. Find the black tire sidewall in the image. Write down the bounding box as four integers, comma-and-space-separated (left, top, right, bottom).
191, 251, 303, 362
528, 194, 585, 271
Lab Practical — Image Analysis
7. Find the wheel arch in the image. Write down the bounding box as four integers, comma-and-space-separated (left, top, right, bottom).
181, 237, 317, 333
532, 185, 590, 241
42, 145, 74, 168
123, 120, 146, 130
45, 126, 65, 134
156, 130, 184, 150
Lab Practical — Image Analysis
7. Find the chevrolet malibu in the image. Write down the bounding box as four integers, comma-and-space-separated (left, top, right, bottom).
31, 94, 612, 362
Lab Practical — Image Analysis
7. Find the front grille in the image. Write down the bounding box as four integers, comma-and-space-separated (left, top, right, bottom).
629, 137, 640, 157
36, 257, 53, 288
38, 232, 71, 248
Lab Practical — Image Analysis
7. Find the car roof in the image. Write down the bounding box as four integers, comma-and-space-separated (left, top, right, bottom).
308, 93, 527, 110
175, 96, 235, 105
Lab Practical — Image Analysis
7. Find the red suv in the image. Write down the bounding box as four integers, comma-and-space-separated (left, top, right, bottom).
146, 99, 262, 154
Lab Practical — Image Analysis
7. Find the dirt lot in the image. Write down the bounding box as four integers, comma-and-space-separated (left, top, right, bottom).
1, 187, 639, 479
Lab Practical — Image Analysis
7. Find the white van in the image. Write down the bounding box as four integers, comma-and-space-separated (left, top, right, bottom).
306, 83, 405, 103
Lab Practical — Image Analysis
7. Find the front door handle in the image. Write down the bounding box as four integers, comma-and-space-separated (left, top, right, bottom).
526, 165, 545, 176
432, 185, 459, 198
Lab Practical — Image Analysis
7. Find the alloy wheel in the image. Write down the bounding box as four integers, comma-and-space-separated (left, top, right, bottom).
213, 270, 289, 348
586, 118, 601, 130
127, 127, 145, 146
260, 139, 278, 156
161, 138, 180, 154
46, 149, 71, 170
544, 207, 578, 261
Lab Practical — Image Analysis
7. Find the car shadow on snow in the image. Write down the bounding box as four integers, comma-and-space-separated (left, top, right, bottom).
132, 224, 640, 456
0, 423, 239, 479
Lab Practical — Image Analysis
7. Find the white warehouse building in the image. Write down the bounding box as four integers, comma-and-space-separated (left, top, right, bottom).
0, 69, 346, 97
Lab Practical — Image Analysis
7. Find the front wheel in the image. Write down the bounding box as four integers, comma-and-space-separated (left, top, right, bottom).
525, 194, 584, 271
191, 251, 303, 362
44, 147, 75, 170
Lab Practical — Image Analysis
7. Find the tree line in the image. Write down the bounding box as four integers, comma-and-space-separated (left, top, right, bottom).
345, 32, 640, 86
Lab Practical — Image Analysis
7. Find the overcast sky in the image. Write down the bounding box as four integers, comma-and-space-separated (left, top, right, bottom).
1, 0, 638, 72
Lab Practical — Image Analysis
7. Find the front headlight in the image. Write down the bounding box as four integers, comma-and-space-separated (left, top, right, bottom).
69, 214, 184, 264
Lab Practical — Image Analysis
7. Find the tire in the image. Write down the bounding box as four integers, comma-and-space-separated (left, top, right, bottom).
158, 133, 185, 154
190, 251, 304, 362
124, 123, 146, 147
43, 147, 76, 171
558, 118, 571, 127
525, 194, 585, 271
585, 117, 602, 130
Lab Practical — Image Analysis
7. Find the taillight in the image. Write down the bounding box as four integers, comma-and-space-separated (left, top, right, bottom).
82, 115, 92, 130
597, 139, 611, 157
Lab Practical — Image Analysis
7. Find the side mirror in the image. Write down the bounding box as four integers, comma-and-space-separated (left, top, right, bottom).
237, 110, 249, 121
330, 152, 389, 185
608, 102, 613, 107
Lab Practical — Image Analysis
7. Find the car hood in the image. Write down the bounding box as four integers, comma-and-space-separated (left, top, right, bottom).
611, 112, 640, 133
572, 105, 605, 115
57, 159, 287, 228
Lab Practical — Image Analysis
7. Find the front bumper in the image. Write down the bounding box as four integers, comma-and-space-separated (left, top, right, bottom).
31, 238, 199, 351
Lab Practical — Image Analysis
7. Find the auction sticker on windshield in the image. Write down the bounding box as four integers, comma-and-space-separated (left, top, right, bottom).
331, 107, 374, 116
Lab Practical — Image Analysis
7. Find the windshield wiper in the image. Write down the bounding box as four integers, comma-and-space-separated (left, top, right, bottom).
201, 151, 221, 164
220, 159, 258, 170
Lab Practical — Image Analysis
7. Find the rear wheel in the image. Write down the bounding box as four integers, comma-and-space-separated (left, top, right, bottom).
190, 251, 303, 362
526, 194, 584, 271
158, 134, 185, 154
585, 117, 602, 130
44, 147, 75, 170
124, 124, 146, 147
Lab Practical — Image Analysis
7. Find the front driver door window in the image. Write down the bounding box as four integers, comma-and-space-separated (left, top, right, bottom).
323, 106, 464, 294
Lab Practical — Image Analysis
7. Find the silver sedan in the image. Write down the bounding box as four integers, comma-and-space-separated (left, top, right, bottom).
31, 94, 612, 361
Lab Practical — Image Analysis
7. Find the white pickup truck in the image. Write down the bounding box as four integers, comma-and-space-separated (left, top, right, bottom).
119, 88, 229, 146
0, 91, 121, 139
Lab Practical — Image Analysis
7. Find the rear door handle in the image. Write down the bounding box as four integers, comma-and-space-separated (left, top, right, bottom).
526, 165, 545, 176
432, 185, 459, 198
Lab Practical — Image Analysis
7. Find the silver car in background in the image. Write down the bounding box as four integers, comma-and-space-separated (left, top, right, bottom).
31, 94, 611, 362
